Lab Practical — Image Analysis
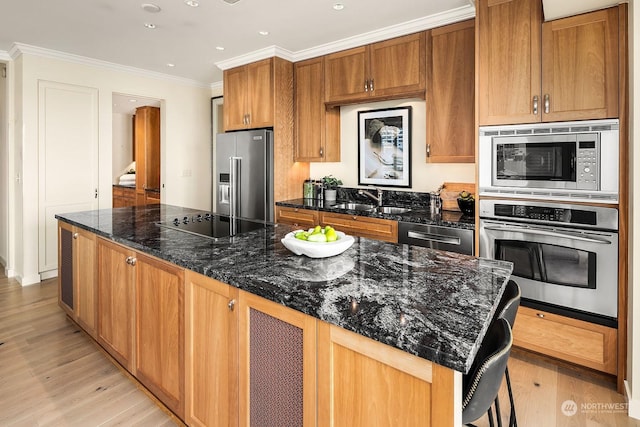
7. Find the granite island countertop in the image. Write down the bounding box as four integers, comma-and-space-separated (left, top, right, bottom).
56, 204, 511, 374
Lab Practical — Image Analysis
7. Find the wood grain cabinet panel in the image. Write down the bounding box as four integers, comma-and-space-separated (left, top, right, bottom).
97, 238, 136, 372
185, 271, 239, 427
513, 306, 617, 375
275, 206, 319, 228
426, 19, 475, 163
319, 211, 398, 243
324, 32, 425, 105
135, 253, 185, 418
294, 57, 340, 162
224, 58, 274, 130
135, 106, 160, 202
478, 0, 619, 124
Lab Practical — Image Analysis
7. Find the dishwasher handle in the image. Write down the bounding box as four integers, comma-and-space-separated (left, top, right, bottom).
407, 230, 461, 246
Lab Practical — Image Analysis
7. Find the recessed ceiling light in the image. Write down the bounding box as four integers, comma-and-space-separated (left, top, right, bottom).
129, 99, 138, 103
184, 0, 199, 7
166, 63, 175, 67
141, 3, 161, 13
144, 23, 156, 29
333, 3, 344, 10
259, 30, 269, 36
216, 46, 225, 51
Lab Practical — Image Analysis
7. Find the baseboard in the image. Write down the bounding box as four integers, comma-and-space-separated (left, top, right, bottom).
40, 269, 58, 280
626, 380, 640, 420
17, 273, 42, 286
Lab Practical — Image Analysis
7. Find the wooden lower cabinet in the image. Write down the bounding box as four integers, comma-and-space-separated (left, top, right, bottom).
185, 271, 239, 427
238, 290, 317, 427
317, 321, 460, 426
513, 306, 617, 375
135, 253, 185, 418
319, 211, 398, 243
113, 185, 136, 207
97, 238, 136, 371
58, 222, 98, 337
275, 206, 319, 228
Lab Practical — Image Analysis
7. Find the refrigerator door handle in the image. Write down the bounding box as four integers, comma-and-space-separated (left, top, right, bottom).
230, 157, 241, 217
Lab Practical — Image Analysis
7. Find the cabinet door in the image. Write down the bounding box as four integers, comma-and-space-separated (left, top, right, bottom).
58, 222, 75, 316
320, 211, 398, 243
238, 291, 316, 427
324, 46, 368, 104
247, 58, 274, 129
134, 106, 160, 201
75, 227, 97, 338
97, 238, 136, 371
276, 206, 319, 228
294, 58, 341, 162
224, 66, 249, 131
135, 253, 185, 418
185, 271, 239, 427
426, 20, 475, 163
369, 32, 426, 99
541, 7, 619, 121
478, 0, 542, 125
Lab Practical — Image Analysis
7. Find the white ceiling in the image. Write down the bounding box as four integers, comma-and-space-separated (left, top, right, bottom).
0, 0, 474, 85
0, 0, 622, 87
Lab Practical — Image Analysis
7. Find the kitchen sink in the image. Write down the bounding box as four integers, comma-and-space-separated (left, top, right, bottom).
377, 206, 411, 214
330, 202, 376, 211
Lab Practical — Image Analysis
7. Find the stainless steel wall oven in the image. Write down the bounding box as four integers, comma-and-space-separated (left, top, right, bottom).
479, 199, 618, 327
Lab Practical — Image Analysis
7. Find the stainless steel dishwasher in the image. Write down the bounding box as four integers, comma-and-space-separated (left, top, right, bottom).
398, 222, 475, 255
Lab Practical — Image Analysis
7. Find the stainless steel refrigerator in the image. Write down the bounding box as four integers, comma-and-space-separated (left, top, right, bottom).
215, 129, 274, 222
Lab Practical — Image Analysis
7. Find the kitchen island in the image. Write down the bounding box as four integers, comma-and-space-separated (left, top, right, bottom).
56, 204, 512, 426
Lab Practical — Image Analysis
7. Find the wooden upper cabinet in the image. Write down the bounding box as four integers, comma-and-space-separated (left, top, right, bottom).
541, 7, 619, 122
324, 32, 426, 105
478, 0, 619, 125
294, 57, 340, 162
426, 20, 475, 163
224, 58, 274, 130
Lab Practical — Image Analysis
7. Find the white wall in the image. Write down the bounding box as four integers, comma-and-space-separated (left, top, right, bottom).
112, 112, 134, 183
310, 98, 476, 193
9, 52, 213, 284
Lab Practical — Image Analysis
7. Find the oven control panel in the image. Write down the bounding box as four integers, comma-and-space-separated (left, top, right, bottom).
494, 204, 595, 225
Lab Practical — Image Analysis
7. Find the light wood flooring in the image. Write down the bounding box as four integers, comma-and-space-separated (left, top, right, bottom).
1, 273, 639, 426
0, 274, 177, 426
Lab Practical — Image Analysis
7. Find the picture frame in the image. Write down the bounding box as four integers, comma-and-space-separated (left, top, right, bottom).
358, 106, 411, 187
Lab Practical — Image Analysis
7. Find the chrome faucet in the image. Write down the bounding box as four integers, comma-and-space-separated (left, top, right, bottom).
358, 187, 383, 206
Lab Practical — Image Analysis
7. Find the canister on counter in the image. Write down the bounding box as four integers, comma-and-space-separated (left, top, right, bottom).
303, 179, 314, 199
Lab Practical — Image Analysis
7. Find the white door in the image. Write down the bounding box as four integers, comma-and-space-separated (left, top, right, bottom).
38, 81, 99, 276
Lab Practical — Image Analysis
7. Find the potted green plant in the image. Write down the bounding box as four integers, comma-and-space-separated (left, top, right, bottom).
457, 191, 475, 216
322, 175, 343, 203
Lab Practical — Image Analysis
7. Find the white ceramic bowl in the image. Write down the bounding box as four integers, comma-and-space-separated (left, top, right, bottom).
281, 230, 355, 258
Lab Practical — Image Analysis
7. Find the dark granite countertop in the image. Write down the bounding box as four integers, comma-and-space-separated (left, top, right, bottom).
56, 204, 511, 374
276, 198, 475, 230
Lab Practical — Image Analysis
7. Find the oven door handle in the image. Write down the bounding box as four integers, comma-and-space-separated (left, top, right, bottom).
482, 225, 613, 245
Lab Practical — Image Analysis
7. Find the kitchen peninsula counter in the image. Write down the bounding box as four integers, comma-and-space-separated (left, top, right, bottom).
56, 204, 510, 374
57, 204, 512, 426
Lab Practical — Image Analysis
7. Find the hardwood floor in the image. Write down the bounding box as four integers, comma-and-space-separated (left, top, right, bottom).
1, 273, 639, 426
473, 348, 640, 427
0, 274, 177, 426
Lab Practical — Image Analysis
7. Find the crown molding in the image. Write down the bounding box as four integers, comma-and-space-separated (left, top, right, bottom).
9, 42, 212, 88
210, 81, 223, 91
216, 5, 475, 69
0, 50, 10, 61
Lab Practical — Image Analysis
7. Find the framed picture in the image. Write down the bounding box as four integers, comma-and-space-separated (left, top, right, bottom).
358, 106, 411, 187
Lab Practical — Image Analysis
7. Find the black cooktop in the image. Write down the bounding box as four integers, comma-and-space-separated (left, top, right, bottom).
157, 212, 267, 239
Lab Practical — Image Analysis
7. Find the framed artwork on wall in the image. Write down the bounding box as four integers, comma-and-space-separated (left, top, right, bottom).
358, 106, 411, 187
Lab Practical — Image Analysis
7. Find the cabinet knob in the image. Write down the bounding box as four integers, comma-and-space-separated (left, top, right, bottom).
364, 80, 369, 92
319, 147, 324, 157
126, 256, 137, 266
536, 313, 545, 319
73, 232, 78, 239
228, 299, 236, 311
370, 79, 374, 91
533, 95, 539, 115
426, 143, 431, 157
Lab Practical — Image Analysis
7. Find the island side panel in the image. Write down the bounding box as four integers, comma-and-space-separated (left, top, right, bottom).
318, 320, 460, 426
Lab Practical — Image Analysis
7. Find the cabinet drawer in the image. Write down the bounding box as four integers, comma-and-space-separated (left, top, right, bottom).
513, 306, 617, 375
276, 206, 319, 228
319, 212, 398, 243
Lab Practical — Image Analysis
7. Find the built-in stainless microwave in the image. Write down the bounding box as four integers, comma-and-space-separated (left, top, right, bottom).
479, 119, 619, 203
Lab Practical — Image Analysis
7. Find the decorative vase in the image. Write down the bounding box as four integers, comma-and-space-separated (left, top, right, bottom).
324, 189, 337, 204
